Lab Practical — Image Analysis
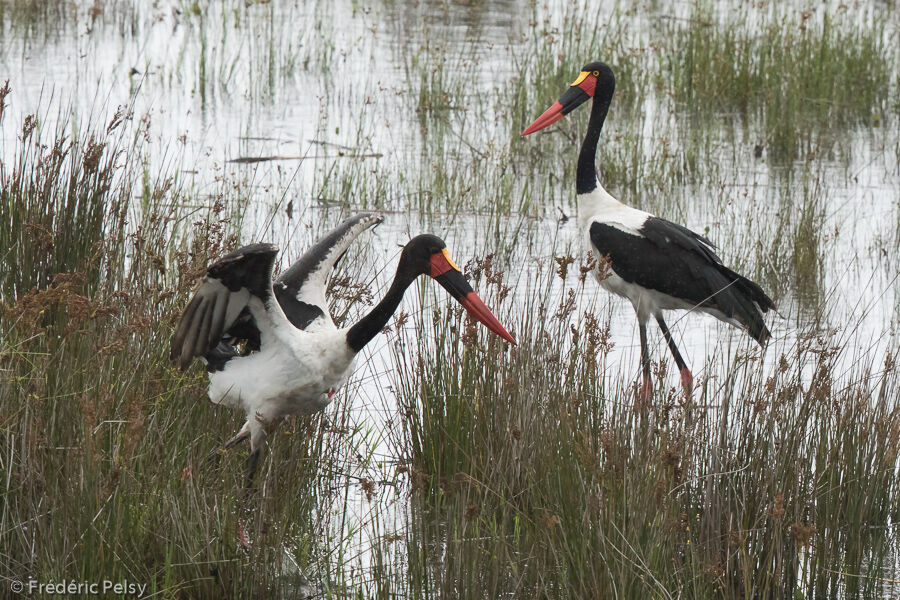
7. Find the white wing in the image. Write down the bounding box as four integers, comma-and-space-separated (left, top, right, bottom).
273, 213, 383, 330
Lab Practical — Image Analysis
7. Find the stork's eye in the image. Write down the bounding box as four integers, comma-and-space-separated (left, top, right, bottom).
593, 70, 600, 76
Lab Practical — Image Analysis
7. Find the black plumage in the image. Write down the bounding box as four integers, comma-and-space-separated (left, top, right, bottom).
523, 61, 775, 399
169, 244, 278, 371
183, 214, 384, 372
590, 219, 774, 343
207, 243, 278, 298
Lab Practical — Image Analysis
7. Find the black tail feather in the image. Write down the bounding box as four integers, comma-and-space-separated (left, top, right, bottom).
712, 265, 775, 345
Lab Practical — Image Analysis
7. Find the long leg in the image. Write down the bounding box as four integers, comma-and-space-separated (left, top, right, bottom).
236, 447, 262, 551
242, 416, 280, 494
237, 424, 271, 550
243, 447, 262, 494
638, 320, 653, 403
225, 429, 251, 450
655, 314, 693, 398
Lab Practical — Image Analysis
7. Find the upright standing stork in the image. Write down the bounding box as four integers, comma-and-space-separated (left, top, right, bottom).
522, 62, 774, 400
171, 213, 516, 496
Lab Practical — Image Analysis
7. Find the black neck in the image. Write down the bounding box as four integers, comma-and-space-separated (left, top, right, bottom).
346, 267, 417, 353
576, 94, 611, 195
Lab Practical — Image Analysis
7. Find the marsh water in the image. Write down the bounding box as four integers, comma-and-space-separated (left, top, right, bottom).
2, 0, 898, 593
4, 0, 896, 363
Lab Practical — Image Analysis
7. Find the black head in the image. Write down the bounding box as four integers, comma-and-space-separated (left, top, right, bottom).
522, 61, 616, 135
399, 234, 452, 278
347, 233, 516, 352
579, 61, 615, 97
396, 233, 516, 344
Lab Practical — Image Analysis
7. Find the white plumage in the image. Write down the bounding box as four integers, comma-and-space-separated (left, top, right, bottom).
524, 61, 774, 400
170, 215, 516, 542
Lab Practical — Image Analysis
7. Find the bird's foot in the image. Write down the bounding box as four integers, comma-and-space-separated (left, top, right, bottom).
206, 429, 251, 467
638, 378, 653, 406
204, 447, 224, 467
237, 517, 251, 551
680, 368, 694, 400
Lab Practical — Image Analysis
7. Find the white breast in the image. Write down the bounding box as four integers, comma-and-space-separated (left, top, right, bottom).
576, 184, 650, 236
208, 329, 356, 421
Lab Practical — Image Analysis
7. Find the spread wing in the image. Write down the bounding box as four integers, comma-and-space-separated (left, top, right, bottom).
273, 212, 384, 330
170, 243, 280, 371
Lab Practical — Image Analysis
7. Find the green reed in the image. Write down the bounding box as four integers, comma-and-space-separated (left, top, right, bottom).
0, 94, 386, 596
386, 258, 899, 598
663, 5, 895, 163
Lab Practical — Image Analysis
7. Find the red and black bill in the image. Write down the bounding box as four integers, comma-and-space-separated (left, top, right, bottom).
522, 70, 598, 136
430, 249, 517, 345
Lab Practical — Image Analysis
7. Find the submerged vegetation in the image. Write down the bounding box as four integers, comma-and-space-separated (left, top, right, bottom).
1, 0, 899, 598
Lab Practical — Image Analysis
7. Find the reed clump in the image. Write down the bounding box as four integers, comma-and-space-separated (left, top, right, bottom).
390, 261, 899, 599
0, 96, 379, 596
664, 7, 894, 163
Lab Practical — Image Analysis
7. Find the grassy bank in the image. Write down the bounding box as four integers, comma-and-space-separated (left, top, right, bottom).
1, 0, 898, 597
387, 265, 899, 598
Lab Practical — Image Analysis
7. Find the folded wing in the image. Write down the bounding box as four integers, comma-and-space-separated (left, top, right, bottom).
590, 218, 774, 343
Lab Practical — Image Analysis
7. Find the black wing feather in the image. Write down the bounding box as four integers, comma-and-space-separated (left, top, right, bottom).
176, 215, 383, 372
272, 289, 325, 330
170, 243, 278, 371
640, 217, 721, 264
590, 219, 774, 343
277, 213, 381, 291
274, 213, 383, 330
207, 243, 278, 298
